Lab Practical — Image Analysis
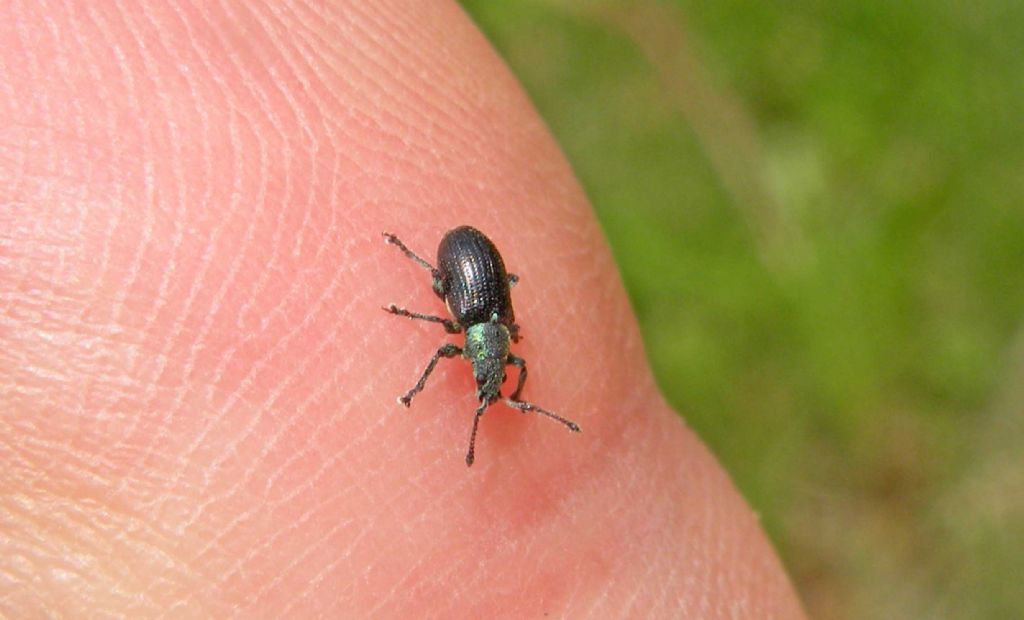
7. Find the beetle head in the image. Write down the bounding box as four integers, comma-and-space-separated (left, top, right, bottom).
464, 319, 511, 403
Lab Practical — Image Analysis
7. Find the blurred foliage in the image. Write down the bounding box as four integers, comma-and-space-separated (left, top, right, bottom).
461, 1, 1024, 618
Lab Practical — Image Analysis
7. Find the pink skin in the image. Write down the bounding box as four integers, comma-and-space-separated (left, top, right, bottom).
0, 1, 805, 617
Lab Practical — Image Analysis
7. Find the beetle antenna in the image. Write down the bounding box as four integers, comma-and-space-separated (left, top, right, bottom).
465, 400, 489, 467
505, 399, 581, 433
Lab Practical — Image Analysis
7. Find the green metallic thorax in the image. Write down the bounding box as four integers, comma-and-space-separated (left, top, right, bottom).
464, 318, 510, 403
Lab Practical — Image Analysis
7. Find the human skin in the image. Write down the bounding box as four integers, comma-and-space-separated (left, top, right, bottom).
0, 1, 805, 617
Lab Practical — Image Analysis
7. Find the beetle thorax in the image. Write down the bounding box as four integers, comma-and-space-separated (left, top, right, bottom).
464, 320, 510, 402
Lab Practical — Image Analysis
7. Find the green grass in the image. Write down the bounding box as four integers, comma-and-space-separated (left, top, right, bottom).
461, 1, 1024, 618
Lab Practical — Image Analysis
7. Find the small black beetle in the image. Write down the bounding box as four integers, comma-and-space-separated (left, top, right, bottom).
382, 225, 581, 466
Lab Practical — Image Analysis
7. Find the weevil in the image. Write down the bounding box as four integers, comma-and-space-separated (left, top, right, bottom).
382, 225, 581, 466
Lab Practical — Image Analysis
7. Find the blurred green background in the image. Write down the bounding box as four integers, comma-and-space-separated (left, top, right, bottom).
461, 1, 1024, 618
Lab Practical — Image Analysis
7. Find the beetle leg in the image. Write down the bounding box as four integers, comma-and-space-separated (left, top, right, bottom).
465, 400, 489, 466
383, 304, 461, 333
507, 273, 520, 287
383, 232, 441, 276
507, 354, 528, 401
398, 343, 462, 407
505, 399, 581, 433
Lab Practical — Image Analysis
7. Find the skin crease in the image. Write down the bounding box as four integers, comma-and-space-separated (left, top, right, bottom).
0, 1, 806, 618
